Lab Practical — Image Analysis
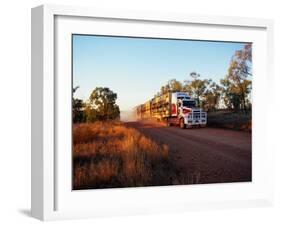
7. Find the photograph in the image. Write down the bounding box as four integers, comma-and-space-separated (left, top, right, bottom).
72, 34, 252, 190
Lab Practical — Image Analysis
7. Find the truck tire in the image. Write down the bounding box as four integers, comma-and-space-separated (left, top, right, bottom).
180, 118, 186, 129
166, 120, 171, 127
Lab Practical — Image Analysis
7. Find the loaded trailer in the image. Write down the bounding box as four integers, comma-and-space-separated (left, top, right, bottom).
136, 92, 207, 129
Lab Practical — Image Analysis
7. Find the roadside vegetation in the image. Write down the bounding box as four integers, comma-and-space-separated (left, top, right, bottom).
73, 86, 120, 123
207, 110, 251, 132
73, 121, 193, 189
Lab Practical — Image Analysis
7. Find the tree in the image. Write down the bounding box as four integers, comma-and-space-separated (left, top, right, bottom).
202, 81, 223, 111
160, 79, 183, 94
190, 71, 200, 79
183, 72, 210, 108
231, 43, 252, 77
72, 86, 85, 123
168, 79, 183, 92
86, 87, 120, 121
221, 44, 252, 110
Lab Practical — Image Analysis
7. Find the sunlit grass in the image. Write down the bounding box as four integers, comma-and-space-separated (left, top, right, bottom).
73, 121, 174, 189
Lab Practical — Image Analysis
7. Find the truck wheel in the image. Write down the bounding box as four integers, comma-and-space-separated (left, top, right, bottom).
180, 118, 186, 129
166, 120, 171, 127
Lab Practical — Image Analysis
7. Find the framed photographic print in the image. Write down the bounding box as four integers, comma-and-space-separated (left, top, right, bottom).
31, 4, 274, 221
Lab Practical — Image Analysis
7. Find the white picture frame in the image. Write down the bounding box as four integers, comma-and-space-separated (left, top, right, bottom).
31, 4, 274, 221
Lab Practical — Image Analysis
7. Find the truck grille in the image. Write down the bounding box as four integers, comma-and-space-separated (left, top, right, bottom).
193, 112, 200, 119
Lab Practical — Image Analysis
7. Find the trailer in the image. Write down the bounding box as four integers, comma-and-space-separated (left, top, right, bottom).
136, 92, 207, 129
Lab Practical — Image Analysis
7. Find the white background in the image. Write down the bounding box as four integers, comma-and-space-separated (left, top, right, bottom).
0, 0, 280, 225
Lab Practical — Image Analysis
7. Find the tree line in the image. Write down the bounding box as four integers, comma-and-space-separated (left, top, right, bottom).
155, 44, 252, 112
73, 87, 120, 123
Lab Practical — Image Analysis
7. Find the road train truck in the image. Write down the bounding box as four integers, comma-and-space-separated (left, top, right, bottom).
136, 92, 207, 129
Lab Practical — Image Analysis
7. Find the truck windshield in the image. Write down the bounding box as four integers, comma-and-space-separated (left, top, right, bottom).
182, 100, 196, 108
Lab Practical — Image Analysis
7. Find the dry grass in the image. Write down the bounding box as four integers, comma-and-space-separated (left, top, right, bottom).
73, 121, 177, 190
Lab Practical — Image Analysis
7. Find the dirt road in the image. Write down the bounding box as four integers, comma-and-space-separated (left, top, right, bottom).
126, 121, 252, 184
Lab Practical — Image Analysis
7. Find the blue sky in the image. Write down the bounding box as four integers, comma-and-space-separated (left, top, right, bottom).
73, 35, 247, 111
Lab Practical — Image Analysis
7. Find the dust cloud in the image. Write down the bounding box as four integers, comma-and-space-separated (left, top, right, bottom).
120, 110, 138, 122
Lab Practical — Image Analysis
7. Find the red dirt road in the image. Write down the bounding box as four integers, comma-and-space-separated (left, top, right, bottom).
126, 121, 252, 184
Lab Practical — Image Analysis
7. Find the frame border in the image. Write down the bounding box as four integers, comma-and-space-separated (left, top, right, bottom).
31, 4, 274, 221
